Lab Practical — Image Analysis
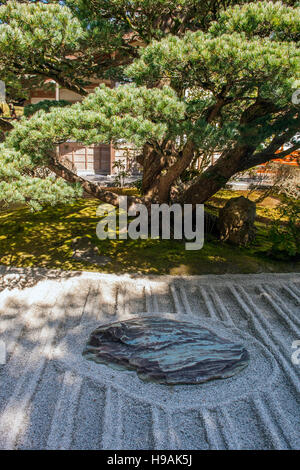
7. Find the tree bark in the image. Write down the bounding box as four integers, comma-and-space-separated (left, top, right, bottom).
139, 144, 167, 196
182, 106, 300, 206
140, 140, 195, 203
182, 136, 300, 206
48, 157, 144, 208
157, 140, 195, 203
182, 144, 255, 205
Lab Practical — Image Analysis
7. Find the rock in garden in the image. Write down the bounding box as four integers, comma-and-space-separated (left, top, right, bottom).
218, 196, 256, 246
83, 317, 249, 385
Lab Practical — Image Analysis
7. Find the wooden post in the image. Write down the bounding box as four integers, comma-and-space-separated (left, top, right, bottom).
110, 142, 115, 175
55, 83, 60, 101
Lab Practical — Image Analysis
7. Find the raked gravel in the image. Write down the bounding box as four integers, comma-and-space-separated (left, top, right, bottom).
0, 266, 299, 450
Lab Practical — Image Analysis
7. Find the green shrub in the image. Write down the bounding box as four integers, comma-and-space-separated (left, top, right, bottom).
268, 197, 300, 260
24, 100, 71, 117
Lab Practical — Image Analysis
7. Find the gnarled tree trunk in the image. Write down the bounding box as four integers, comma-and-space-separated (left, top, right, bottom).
182, 145, 254, 205
139, 140, 195, 204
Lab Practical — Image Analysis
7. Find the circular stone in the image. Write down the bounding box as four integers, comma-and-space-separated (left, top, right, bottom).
82, 317, 249, 385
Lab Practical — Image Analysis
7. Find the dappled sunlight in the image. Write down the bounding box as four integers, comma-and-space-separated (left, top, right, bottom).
0, 194, 298, 275
169, 265, 194, 276
0, 265, 299, 449
207, 256, 227, 262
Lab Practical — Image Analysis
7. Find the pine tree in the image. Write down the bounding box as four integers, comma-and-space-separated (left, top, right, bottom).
0, 1, 299, 209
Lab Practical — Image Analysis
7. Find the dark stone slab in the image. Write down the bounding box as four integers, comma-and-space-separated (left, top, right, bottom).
218, 196, 256, 246
83, 317, 249, 385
